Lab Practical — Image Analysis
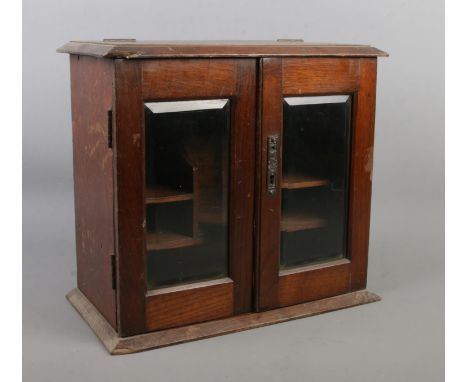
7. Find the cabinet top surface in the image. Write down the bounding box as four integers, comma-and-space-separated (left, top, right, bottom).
57, 40, 388, 59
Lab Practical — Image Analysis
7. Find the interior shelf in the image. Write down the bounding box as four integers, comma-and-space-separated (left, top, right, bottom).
146, 231, 203, 251
280, 212, 327, 233
281, 172, 330, 190
146, 185, 194, 205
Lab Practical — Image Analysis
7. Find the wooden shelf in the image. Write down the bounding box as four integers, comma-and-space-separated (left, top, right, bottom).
281, 173, 329, 190
146, 185, 193, 204
281, 212, 326, 232
147, 231, 202, 251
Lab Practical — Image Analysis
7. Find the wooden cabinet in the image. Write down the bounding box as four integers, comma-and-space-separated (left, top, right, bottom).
58, 40, 387, 354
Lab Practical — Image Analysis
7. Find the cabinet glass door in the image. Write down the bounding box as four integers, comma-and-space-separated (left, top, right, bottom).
144, 99, 230, 289
281, 95, 351, 269
257, 57, 377, 311
114, 59, 256, 335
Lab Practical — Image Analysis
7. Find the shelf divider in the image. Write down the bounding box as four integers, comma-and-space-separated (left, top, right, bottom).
146, 231, 202, 251
145, 185, 193, 205
281, 212, 326, 232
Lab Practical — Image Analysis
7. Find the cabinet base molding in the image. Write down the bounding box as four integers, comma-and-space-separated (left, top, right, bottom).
66, 288, 381, 355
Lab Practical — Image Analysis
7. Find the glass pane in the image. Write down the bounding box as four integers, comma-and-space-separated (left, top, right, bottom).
144, 99, 230, 289
280, 95, 351, 269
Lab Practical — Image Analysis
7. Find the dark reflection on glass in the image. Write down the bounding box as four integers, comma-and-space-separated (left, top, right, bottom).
144, 100, 230, 289
280, 96, 352, 269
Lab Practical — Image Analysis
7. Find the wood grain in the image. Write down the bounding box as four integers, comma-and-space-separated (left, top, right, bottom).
145, 185, 193, 204
256, 58, 283, 311
69, 55, 117, 329
280, 213, 326, 232
257, 56, 379, 310
146, 278, 234, 331
113, 59, 147, 336
281, 173, 330, 189
347, 58, 378, 291
146, 231, 203, 251
57, 41, 388, 59
66, 287, 381, 355
282, 58, 360, 95
64, 49, 383, 338
141, 59, 256, 325
141, 59, 237, 99
229, 59, 256, 314
278, 260, 350, 306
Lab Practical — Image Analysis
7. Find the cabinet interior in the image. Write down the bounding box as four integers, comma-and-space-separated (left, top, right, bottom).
144, 100, 230, 289
280, 96, 352, 269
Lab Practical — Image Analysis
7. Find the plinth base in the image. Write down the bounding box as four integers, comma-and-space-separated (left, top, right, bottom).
66, 288, 381, 355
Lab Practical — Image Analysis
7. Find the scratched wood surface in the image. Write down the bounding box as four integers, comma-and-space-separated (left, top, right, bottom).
113, 59, 147, 337
66, 287, 380, 355
70, 55, 117, 329
141, 59, 237, 99
347, 58, 378, 290
256, 58, 282, 311
142, 58, 256, 330
57, 40, 388, 59
282, 58, 360, 95
146, 278, 234, 331
112, 58, 257, 335
256, 57, 379, 310
64, 49, 385, 340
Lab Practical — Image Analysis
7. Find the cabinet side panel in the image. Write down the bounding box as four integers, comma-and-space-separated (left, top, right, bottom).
70, 55, 117, 329
348, 58, 378, 290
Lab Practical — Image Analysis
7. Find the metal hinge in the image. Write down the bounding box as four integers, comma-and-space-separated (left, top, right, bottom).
107, 109, 113, 149
276, 38, 304, 43
103, 38, 136, 42
111, 254, 117, 290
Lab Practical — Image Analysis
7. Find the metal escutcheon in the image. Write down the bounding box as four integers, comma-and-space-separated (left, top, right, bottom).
267, 135, 279, 195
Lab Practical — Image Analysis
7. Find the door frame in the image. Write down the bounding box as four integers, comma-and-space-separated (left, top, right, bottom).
255, 57, 377, 311
113, 58, 256, 336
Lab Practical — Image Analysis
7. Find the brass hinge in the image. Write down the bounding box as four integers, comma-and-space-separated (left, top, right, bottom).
107, 109, 113, 149
111, 254, 117, 290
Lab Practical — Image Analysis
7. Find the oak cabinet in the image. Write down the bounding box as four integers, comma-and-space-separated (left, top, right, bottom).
58, 40, 387, 354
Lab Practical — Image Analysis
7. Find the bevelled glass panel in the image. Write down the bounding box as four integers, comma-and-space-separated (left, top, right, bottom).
144, 99, 230, 289
280, 95, 352, 269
